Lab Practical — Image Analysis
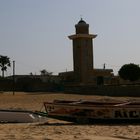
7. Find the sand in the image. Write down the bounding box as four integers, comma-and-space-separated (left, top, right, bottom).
0, 92, 140, 140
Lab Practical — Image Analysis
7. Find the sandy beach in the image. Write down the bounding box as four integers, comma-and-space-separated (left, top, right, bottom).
0, 92, 140, 140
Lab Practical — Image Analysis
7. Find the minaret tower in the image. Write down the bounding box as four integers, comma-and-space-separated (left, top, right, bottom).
68, 19, 97, 83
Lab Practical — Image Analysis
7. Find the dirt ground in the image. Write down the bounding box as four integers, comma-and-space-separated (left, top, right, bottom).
0, 92, 140, 140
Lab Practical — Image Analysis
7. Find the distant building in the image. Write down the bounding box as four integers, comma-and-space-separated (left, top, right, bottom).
7, 74, 60, 84
6, 74, 61, 92
59, 19, 113, 85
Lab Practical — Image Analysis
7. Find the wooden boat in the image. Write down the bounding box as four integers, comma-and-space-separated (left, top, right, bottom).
0, 109, 47, 123
44, 100, 140, 123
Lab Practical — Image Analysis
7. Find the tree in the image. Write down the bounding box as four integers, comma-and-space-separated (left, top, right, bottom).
118, 63, 140, 81
40, 69, 53, 76
0, 55, 11, 77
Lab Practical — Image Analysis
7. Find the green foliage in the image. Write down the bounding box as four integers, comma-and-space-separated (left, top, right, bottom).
0, 55, 11, 77
40, 69, 53, 76
118, 63, 140, 81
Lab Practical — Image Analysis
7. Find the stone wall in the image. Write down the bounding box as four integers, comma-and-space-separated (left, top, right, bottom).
0, 78, 62, 92
64, 84, 140, 97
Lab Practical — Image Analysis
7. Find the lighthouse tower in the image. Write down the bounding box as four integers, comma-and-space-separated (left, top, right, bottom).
68, 19, 97, 83
59, 19, 113, 86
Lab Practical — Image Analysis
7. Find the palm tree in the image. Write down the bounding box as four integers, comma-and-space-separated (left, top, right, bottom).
0, 55, 11, 77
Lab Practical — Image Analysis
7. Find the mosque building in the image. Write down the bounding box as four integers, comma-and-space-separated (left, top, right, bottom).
59, 19, 113, 86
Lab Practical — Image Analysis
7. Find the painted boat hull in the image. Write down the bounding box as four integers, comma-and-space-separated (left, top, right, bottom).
44, 100, 140, 123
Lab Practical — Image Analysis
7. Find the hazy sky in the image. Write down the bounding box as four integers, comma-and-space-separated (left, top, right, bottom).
0, 0, 140, 76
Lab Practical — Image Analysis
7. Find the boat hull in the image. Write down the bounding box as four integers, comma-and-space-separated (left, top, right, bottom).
44, 100, 140, 123
0, 110, 46, 123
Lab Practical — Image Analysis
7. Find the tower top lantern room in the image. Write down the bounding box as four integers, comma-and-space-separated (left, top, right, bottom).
75, 18, 89, 34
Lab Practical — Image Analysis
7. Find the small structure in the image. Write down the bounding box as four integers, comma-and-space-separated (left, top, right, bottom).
59, 19, 113, 86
